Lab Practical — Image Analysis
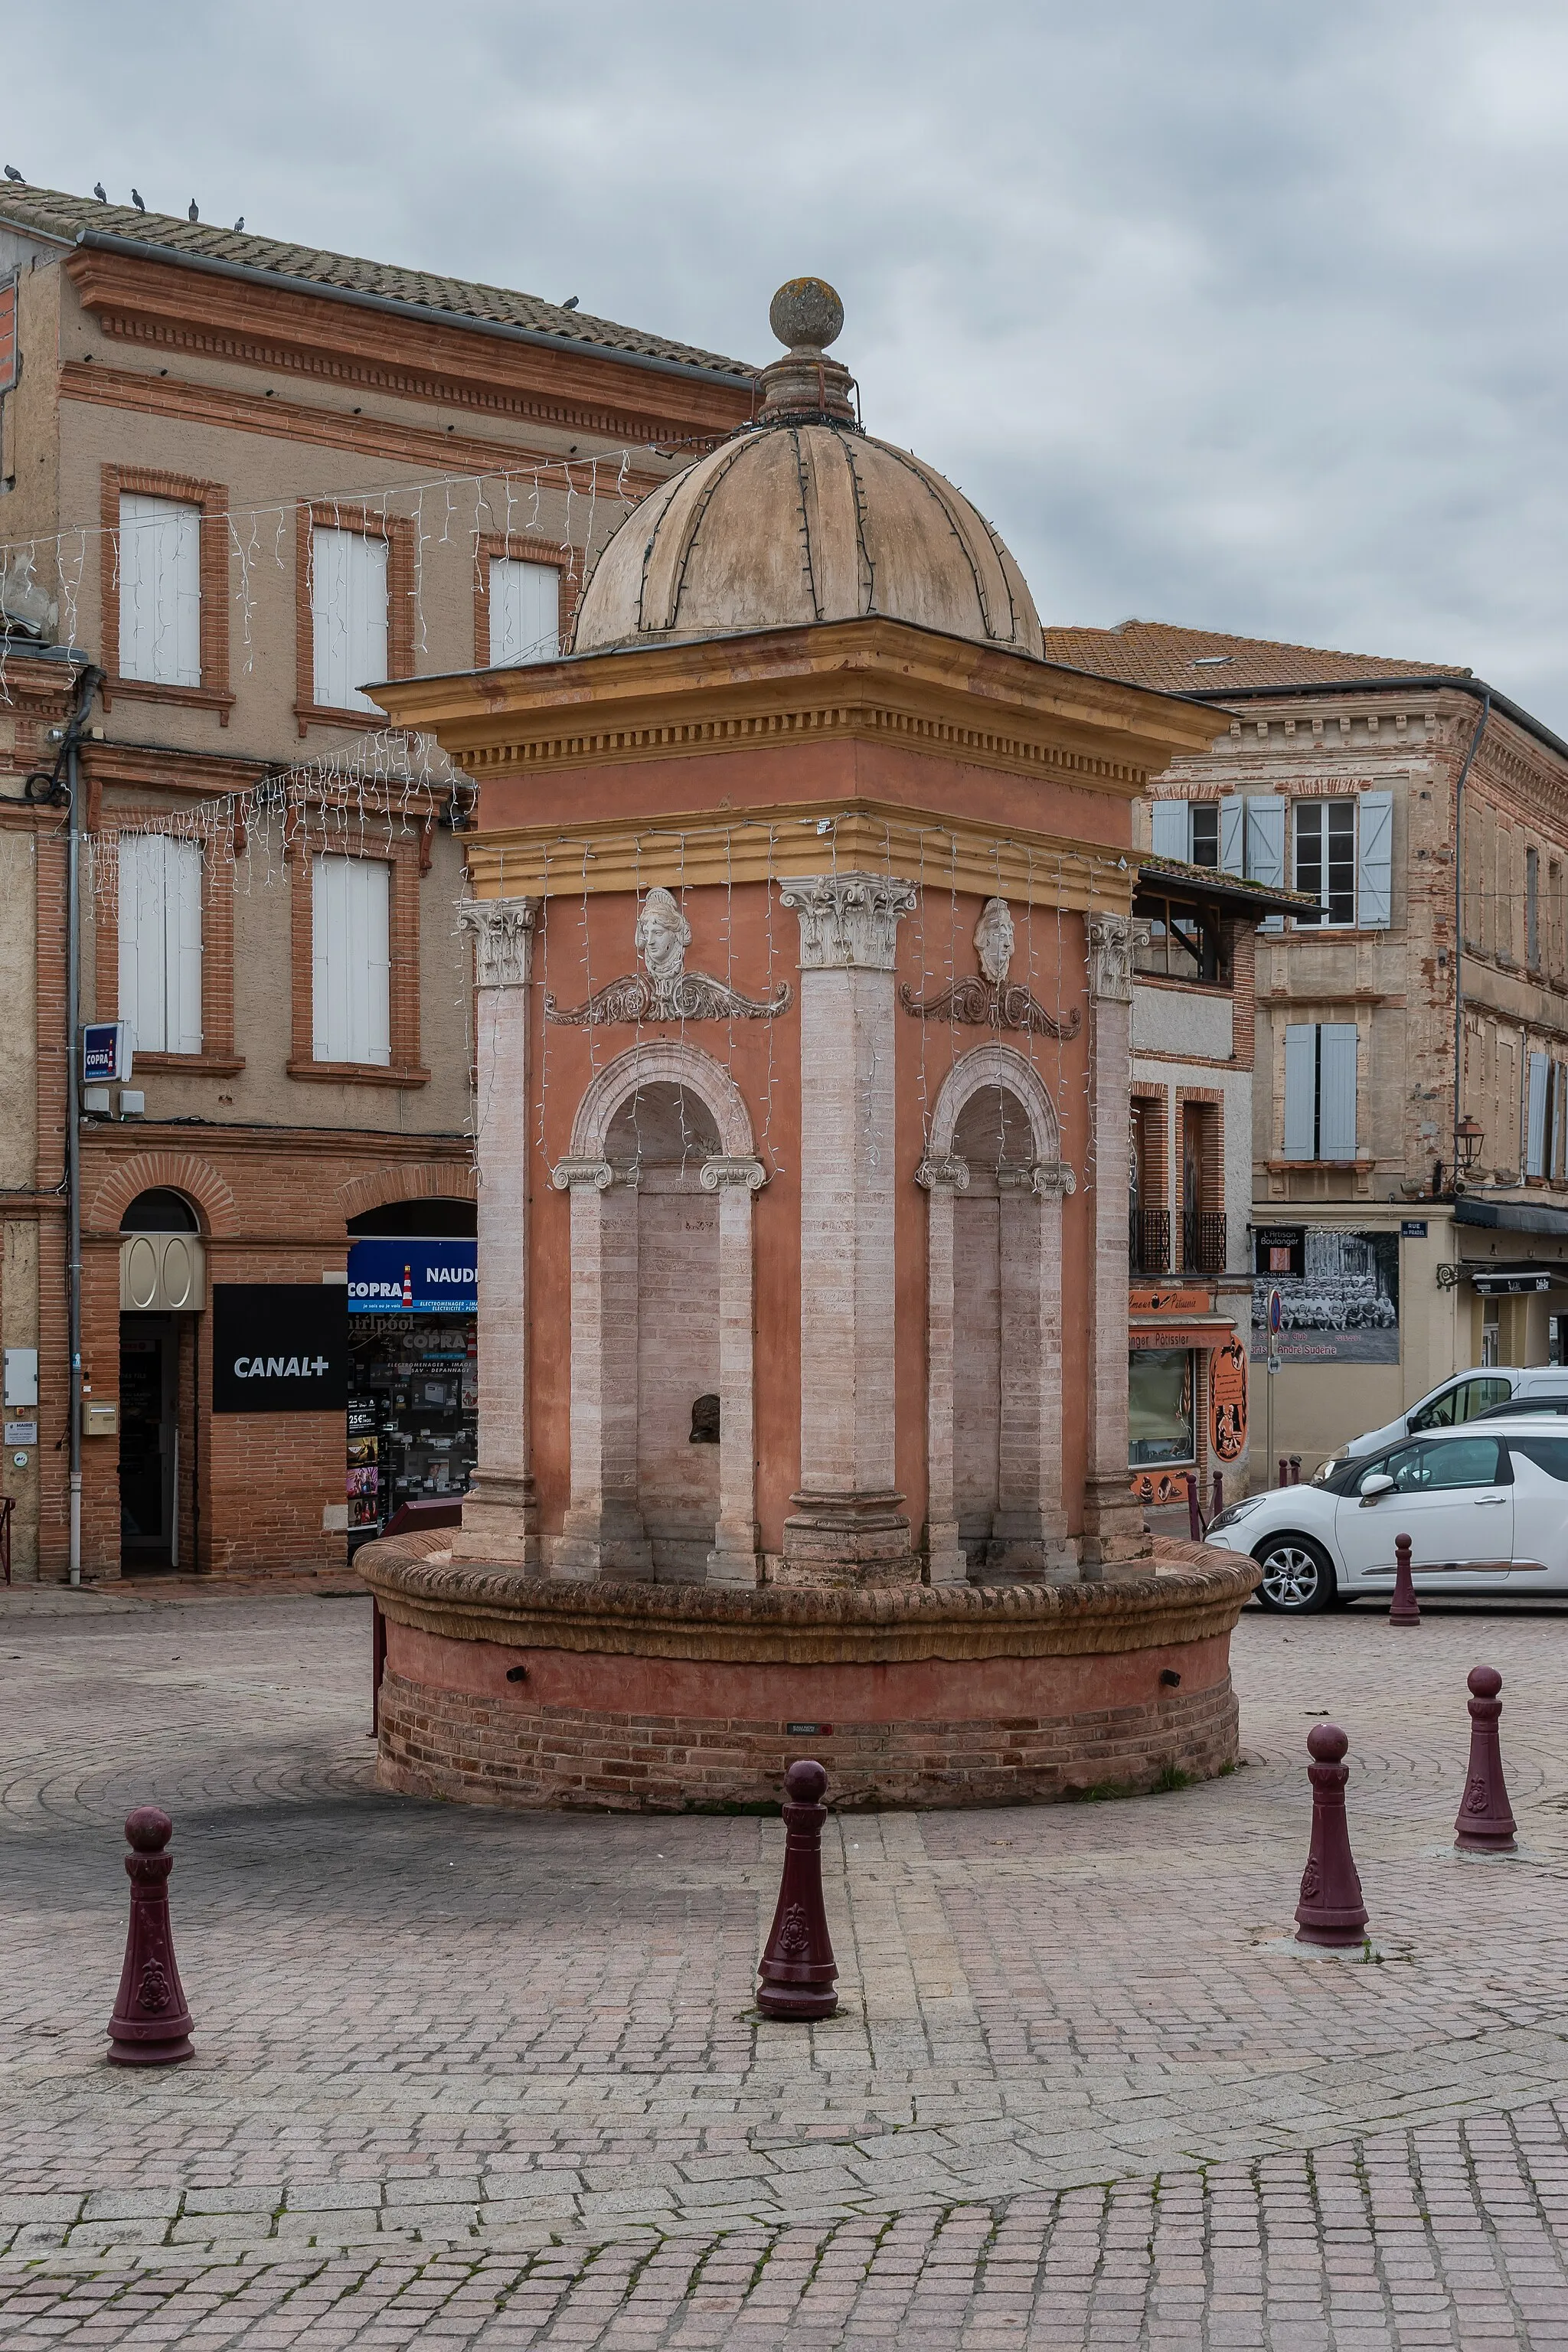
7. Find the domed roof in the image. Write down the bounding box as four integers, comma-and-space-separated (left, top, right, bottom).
572, 280, 1044, 662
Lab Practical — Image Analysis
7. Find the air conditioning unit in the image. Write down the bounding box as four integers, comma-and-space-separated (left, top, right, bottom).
119, 1231, 207, 1313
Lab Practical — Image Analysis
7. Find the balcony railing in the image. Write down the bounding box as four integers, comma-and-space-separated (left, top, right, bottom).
1130, 1209, 1171, 1276
1181, 1210, 1227, 1277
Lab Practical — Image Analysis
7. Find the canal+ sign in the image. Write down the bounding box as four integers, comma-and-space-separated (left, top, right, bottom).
346, 1237, 477, 1315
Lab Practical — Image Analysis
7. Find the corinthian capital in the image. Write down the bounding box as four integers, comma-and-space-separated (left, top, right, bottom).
458, 897, 540, 989
1087, 914, 1134, 1004
779, 871, 918, 972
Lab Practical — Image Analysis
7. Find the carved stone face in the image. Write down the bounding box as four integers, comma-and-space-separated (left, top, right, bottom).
974, 897, 1014, 988
635, 888, 691, 982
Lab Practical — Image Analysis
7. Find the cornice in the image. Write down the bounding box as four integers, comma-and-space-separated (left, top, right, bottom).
465, 798, 1133, 912
358, 1538, 1258, 1666
63, 249, 752, 446
58, 361, 673, 501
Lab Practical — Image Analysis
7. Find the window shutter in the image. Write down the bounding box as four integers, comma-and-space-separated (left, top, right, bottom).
1527, 1050, 1549, 1177
119, 494, 201, 686
1283, 1024, 1316, 1158
351, 858, 391, 1066
1218, 795, 1245, 876
1357, 791, 1393, 928
1318, 1024, 1359, 1159
118, 835, 155, 1052
171, 841, 203, 1055
1246, 796, 1286, 929
488, 557, 561, 665
1149, 800, 1188, 860
312, 528, 390, 711
313, 855, 390, 1065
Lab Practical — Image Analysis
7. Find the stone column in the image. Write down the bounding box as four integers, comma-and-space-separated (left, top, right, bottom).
451, 898, 540, 1569
549, 1158, 653, 1580
916, 1153, 969, 1586
991, 1161, 1075, 1575
701, 1155, 766, 1586
779, 872, 918, 1579
1081, 915, 1147, 1570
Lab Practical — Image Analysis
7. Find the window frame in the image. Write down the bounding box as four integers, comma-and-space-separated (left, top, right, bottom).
1292, 799, 1357, 927
100, 466, 234, 724
92, 805, 242, 1076
294, 504, 416, 737
472, 532, 573, 669
286, 825, 430, 1089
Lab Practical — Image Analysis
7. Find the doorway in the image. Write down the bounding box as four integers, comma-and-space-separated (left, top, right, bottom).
119, 1314, 178, 1568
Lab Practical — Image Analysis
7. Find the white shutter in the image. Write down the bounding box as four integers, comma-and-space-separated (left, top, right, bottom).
1284, 1024, 1317, 1159
1219, 795, 1246, 877
170, 841, 203, 1054
1149, 800, 1188, 860
1246, 795, 1286, 930
488, 557, 561, 665
118, 494, 201, 686
117, 836, 202, 1054
1319, 1024, 1359, 1160
1527, 1050, 1549, 1177
1357, 790, 1393, 928
312, 528, 390, 711
313, 855, 390, 1065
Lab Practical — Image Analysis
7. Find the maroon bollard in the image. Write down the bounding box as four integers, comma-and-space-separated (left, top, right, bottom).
1455, 1667, 1517, 1853
1278, 1457, 1288, 1488
756, 1759, 838, 2020
1184, 1472, 1204, 1540
1289, 1455, 1302, 1485
1295, 1724, 1370, 1948
106, 1808, 194, 2066
1388, 1531, 1421, 1628
1211, 1471, 1224, 1521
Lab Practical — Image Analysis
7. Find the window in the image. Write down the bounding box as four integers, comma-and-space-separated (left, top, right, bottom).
117, 835, 202, 1054
1128, 1348, 1194, 1467
1374, 1436, 1506, 1491
488, 557, 560, 666
1188, 804, 1219, 867
1527, 1051, 1550, 1178
118, 494, 201, 685
1508, 1436, 1568, 1481
1132, 893, 1227, 984
312, 855, 390, 1065
1282, 1022, 1357, 1160
1527, 845, 1540, 969
311, 528, 389, 713
1410, 1375, 1512, 1432
1294, 802, 1357, 925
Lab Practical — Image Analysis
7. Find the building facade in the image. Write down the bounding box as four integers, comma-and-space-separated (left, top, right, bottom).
1047, 619, 1568, 1475
0, 184, 751, 1578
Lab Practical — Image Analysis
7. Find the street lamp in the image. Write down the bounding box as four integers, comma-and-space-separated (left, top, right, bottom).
1456, 1116, 1484, 1180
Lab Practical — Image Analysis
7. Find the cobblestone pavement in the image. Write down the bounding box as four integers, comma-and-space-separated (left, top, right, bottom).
5, 1582, 1568, 2344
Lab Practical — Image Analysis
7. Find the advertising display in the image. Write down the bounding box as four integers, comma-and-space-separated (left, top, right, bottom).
1250, 1225, 1400, 1364
211, 1286, 348, 1413
345, 1237, 478, 1542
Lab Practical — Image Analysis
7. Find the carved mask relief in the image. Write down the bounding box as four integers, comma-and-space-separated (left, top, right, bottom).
900, 895, 1082, 1040
545, 887, 792, 1026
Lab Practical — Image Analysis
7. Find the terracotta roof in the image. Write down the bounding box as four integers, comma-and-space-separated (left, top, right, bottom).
0, 183, 755, 381
1136, 853, 1316, 915
1043, 618, 1469, 694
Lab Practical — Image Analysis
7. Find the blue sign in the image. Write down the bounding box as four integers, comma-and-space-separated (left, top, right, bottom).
347, 1237, 477, 1315
1401, 1220, 1429, 1238
82, 1021, 132, 1083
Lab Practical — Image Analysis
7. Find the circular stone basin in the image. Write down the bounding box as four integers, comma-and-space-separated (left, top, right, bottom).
358, 1536, 1258, 1812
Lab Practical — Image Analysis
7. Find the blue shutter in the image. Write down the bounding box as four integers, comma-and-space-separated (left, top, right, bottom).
1527, 1052, 1549, 1177
1150, 800, 1188, 860
1246, 796, 1286, 930
1284, 1024, 1317, 1158
1357, 791, 1393, 928
1318, 1025, 1359, 1160
1219, 795, 1245, 877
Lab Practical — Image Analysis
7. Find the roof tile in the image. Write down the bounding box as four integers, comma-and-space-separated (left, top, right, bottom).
1043, 617, 1468, 694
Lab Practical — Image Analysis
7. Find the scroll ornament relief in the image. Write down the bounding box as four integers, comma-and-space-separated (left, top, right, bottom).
544, 887, 792, 1026
900, 897, 1082, 1039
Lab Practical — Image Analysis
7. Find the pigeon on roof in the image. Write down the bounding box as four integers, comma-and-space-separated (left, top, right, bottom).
4, 166, 24, 184
131, 188, 145, 211
93, 182, 108, 203
188, 199, 198, 222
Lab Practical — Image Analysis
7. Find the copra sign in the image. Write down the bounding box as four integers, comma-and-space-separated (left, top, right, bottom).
346, 1237, 478, 1315
211, 1285, 348, 1413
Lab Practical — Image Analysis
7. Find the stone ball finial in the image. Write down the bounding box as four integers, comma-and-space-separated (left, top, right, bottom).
769, 278, 844, 353
1468, 1665, 1502, 1700
125, 1805, 174, 1852
784, 1758, 828, 1805
1305, 1724, 1348, 1765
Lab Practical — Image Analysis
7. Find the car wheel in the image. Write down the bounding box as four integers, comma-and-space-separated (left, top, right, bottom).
1251, 1533, 1337, 1613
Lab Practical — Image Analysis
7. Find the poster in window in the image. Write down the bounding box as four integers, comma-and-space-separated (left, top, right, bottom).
1209, 1339, 1248, 1460
1250, 1227, 1399, 1364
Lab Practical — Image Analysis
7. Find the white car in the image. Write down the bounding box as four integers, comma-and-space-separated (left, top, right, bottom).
1202, 1416, 1568, 1612
1328, 1366, 1568, 1465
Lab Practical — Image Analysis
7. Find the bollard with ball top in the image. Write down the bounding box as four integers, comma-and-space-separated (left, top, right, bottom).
1388, 1531, 1420, 1627
1295, 1724, 1370, 1949
1455, 1667, 1517, 1853
106, 1807, 194, 2065
756, 1759, 838, 2020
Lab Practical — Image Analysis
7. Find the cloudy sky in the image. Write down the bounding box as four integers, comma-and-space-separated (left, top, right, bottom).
11, 2, 1568, 721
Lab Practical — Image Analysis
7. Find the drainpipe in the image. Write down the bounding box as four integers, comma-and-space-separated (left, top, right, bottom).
1450, 691, 1491, 1197
62, 665, 102, 1586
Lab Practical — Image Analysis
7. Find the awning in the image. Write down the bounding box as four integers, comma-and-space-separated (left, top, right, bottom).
1456, 1196, 1568, 1238
1467, 1260, 1568, 1295
1128, 1317, 1237, 1351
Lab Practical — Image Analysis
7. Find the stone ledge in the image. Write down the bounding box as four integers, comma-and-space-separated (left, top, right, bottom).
358, 1532, 1257, 1667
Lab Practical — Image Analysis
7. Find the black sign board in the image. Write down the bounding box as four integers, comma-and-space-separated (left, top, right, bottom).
212, 1285, 348, 1414
1253, 1225, 1305, 1281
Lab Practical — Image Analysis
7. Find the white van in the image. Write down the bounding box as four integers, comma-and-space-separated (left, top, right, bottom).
1315, 1366, 1568, 1480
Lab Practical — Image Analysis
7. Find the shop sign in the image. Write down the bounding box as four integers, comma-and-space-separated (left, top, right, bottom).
82, 1021, 133, 1083
1129, 1286, 1210, 1316
1209, 1338, 1248, 1462
1130, 1469, 1192, 1507
347, 1237, 478, 1315
212, 1285, 348, 1413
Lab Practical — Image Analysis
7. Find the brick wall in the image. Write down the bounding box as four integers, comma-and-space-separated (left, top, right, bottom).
952, 1194, 1001, 1538
635, 1189, 720, 1571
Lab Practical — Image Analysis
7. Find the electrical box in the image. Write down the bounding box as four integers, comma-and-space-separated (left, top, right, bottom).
3, 1347, 38, 1407
83, 1400, 119, 1439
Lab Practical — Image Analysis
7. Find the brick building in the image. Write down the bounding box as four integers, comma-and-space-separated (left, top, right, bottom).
0, 183, 751, 1579
1047, 619, 1568, 1474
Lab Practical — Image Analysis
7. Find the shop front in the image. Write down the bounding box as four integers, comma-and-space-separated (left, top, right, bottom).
1128, 1290, 1248, 1511
345, 1236, 479, 1548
